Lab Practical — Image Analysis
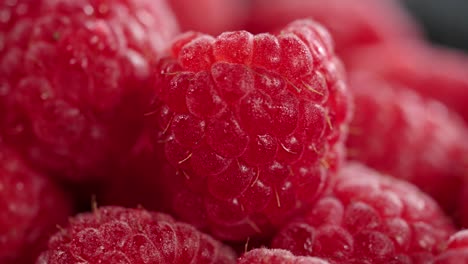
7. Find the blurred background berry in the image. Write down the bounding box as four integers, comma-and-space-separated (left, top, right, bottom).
402, 0, 468, 51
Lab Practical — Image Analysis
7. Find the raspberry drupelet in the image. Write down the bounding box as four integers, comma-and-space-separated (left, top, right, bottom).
36, 206, 237, 264
434, 230, 468, 264
0, 0, 179, 181
0, 144, 71, 264
238, 248, 330, 264
145, 19, 351, 241
346, 74, 468, 219
272, 163, 455, 264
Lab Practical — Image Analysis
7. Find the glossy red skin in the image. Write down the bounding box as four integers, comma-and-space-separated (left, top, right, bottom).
0, 0, 179, 181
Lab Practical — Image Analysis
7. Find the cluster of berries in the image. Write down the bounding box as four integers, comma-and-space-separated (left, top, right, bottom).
2, 0, 468, 263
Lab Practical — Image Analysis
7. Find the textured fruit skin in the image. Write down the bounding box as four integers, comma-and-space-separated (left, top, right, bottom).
346, 74, 468, 218
247, 0, 422, 54
36, 206, 237, 264
0, 0, 179, 181
238, 248, 330, 264
0, 145, 71, 264
146, 19, 351, 241
168, 0, 249, 35
434, 230, 468, 264
345, 43, 468, 124
272, 163, 455, 264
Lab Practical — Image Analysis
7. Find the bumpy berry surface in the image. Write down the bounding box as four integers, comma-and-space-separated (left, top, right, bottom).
346, 74, 468, 218
434, 230, 468, 264
0, 145, 71, 264
272, 163, 455, 264
37, 206, 236, 264
238, 248, 329, 264
146, 19, 351, 241
247, 0, 422, 54
346, 43, 468, 123
168, 0, 249, 35
0, 0, 179, 181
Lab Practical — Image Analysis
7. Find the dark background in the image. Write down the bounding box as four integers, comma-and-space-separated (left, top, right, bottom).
401, 0, 468, 51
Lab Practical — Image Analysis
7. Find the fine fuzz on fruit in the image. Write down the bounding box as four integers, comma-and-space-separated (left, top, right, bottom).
272, 163, 455, 264
434, 230, 468, 264
144, 19, 351, 241
0, 145, 71, 264
238, 248, 330, 264
346, 43, 468, 123
247, 0, 422, 54
0, 0, 179, 181
36, 206, 237, 264
346, 74, 468, 217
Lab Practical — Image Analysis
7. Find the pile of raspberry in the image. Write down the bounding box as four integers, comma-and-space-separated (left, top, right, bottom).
2, 0, 468, 263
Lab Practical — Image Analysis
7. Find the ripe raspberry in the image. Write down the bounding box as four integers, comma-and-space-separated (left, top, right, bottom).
36, 206, 236, 264
0, 0, 179, 181
434, 230, 468, 264
346, 74, 468, 217
168, 0, 249, 35
0, 145, 71, 264
247, 0, 422, 54
238, 249, 330, 264
272, 163, 455, 264
345, 43, 468, 123
144, 19, 351, 241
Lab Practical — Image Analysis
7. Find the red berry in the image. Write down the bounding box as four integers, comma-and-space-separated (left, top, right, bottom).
272, 163, 455, 263
346, 43, 468, 124
168, 0, 249, 35
37, 206, 237, 264
0, 145, 71, 264
0, 0, 179, 181
238, 248, 330, 264
346, 74, 468, 219
143, 19, 351, 241
247, 0, 422, 54
434, 230, 468, 264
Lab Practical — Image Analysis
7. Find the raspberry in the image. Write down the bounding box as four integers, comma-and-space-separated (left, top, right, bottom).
168, 0, 249, 35
272, 163, 455, 263
143, 19, 351, 241
346, 43, 468, 123
0, 145, 71, 264
0, 0, 179, 181
36, 206, 236, 264
239, 248, 330, 264
434, 230, 468, 264
247, 0, 422, 54
346, 74, 468, 218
